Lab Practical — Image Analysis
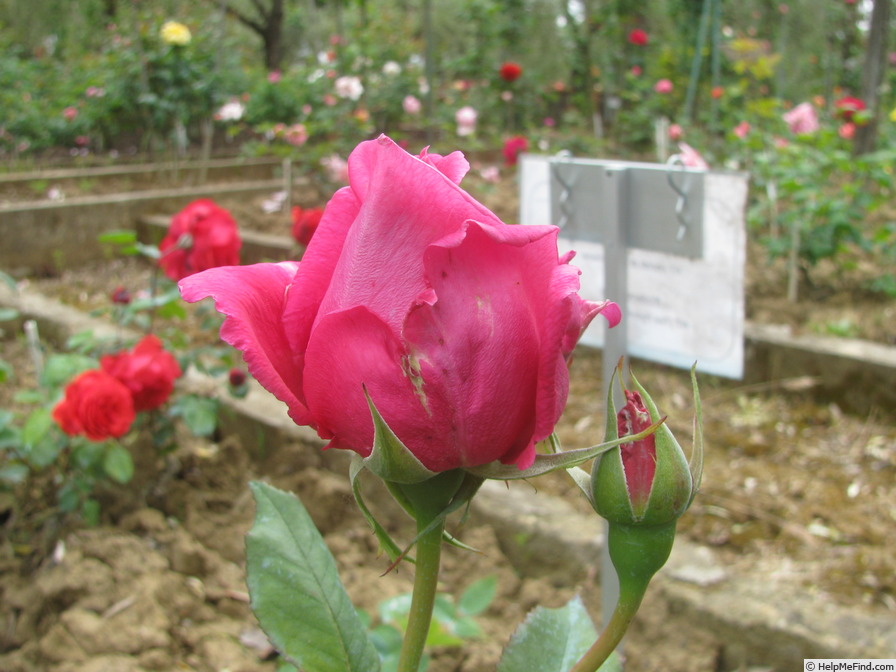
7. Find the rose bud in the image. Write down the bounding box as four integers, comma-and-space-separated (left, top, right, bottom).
229, 367, 247, 387
589, 363, 703, 587
111, 286, 131, 305
228, 367, 249, 398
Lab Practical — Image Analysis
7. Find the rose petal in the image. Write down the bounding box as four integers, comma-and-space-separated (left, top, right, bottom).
302, 305, 428, 457
179, 262, 311, 425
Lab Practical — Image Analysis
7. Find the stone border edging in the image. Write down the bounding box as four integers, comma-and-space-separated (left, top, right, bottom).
1, 283, 894, 669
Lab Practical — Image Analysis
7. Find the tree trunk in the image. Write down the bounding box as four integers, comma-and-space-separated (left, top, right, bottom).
853, 0, 892, 155
263, 0, 285, 71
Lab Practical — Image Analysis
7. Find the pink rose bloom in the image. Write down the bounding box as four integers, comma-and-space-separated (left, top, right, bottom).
179, 136, 619, 473
267, 70, 282, 84
654, 79, 673, 94
403, 95, 422, 115
668, 124, 683, 141
321, 153, 349, 183
839, 122, 856, 140
678, 143, 709, 169
782, 102, 819, 135
733, 121, 751, 138
455, 106, 478, 136
63, 106, 78, 121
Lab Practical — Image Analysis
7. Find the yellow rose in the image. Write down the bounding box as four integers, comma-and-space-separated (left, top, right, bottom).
160, 21, 191, 46
890, 107, 896, 123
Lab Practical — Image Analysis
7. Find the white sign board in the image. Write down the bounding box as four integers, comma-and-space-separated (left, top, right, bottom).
520, 155, 748, 379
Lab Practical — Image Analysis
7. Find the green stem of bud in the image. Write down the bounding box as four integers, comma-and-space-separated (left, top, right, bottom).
396, 514, 445, 672
571, 522, 677, 672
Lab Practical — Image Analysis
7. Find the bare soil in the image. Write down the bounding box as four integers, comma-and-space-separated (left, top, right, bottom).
1, 162, 895, 671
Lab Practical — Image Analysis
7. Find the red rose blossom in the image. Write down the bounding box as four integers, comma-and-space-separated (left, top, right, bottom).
499, 61, 522, 83
101, 335, 182, 412
834, 96, 865, 122
502, 135, 529, 167
291, 205, 325, 247
159, 199, 241, 281
53, 370, 136, 441
628, 29, 649, 46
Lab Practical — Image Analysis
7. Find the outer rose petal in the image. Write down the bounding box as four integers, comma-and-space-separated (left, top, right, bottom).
301, 306, 429, 456
307, 136, 504, 333
404, 220, 552, 470
178, 262, 312, 425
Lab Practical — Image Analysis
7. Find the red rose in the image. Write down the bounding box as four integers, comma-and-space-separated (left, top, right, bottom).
101, 335, 182, 412
834, 96, 865, 122
628, 29, 649, 46
53, 370, 136, 441
159, 199, 241, 281
502, 135, 529, 167
499, 61, 522, 83
291, 206, 325, 247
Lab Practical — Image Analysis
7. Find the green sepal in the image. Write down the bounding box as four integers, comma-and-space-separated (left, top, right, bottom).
465, 418, 665, 481
383, 471, 485, 571
362, 387, 437, 484
349, 454, 405, 563
688, 364, 704, 506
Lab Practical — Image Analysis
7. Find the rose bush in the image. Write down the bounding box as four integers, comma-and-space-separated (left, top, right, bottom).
52, 370, 136, 441
101, 335, 182, 412
180, 135, 618, 473
159, 199, 241, 281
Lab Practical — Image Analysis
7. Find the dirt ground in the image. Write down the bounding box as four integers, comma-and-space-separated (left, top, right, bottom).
1, 162, 895, 671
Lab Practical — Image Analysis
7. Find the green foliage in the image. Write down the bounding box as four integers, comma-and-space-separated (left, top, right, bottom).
366, 575, 497, 670
246, 481, 382, 672
730, 118, 896, 293
497, 595, 621, 672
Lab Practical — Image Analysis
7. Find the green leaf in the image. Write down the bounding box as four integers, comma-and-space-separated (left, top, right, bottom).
458, 575, 497, 617
173, 395, 219, 437
72, 439, 105, 470
97, 230, 137, 245
0, 358, 12, 384
0, 270, 19, 291
0, 463, 30, 484
497, 595, 600, 672
0, 307, 20, 322
22, 409, 61, 468
103, 445, 134, 484
246, 481, 381, 672
40, 353, 97, 389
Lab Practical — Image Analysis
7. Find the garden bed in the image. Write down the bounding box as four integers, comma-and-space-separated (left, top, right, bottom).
1, 272, 895, 672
